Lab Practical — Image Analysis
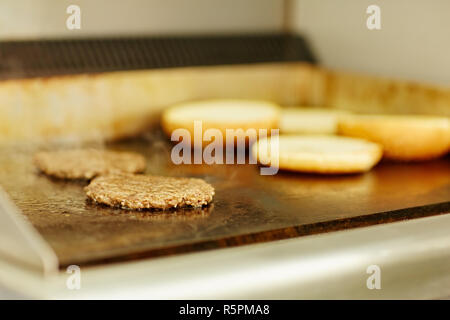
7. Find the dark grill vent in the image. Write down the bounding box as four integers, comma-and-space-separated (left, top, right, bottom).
0, 33, 315, 79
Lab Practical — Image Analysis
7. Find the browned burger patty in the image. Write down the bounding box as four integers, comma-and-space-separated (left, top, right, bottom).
34, 149, 146, 180
84, 174, 215, 210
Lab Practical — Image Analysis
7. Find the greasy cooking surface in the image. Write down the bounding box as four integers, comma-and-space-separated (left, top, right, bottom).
0, 131, 449, 267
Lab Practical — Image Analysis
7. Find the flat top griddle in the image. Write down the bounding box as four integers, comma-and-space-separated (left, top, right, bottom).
0, 130, 449, 268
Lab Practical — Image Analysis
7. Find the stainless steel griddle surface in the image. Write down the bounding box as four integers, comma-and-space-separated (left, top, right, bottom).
0, 131, 449, 267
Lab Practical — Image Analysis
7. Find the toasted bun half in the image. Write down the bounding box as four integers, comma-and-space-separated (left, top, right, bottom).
161, 99, 280, 146
338, 114, 450, 161
252, 135, 383, 174
280, 107, 350, 135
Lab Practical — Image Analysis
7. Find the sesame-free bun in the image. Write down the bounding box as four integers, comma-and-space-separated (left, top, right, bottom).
252, 135, 383, 174
338, 114, 450, 161
280, 107, 349, 135
161, 99, 280, 145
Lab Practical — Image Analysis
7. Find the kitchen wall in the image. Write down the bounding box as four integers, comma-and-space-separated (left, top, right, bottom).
0, 0, 284, 39
289, 0, 450, 86
0, 0, 448, 86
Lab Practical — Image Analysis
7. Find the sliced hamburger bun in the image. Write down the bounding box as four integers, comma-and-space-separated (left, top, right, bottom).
338, 114, 450, 161
161, 99, 280, 146
252, 135, 383, 174
280, 107, 349, 135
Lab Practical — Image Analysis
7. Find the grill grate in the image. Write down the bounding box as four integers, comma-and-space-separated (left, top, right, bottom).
0, 33, 316, 79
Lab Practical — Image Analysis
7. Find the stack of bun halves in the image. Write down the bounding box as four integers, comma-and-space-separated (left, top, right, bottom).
161, 100, 450, 174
